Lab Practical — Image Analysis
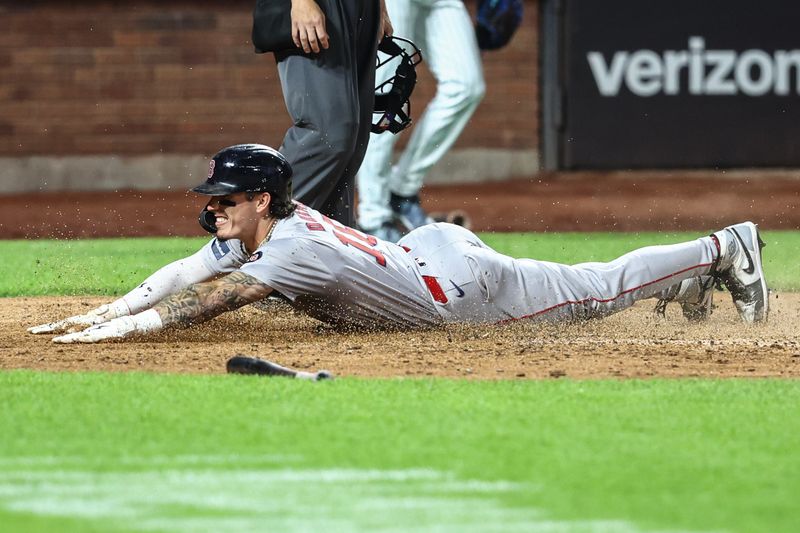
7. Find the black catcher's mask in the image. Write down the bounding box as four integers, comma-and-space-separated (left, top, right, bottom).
372, 36, 423, 135
191, 144, 293, 234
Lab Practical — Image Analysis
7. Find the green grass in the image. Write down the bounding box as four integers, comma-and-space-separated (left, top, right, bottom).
2, 230, 800, 296
0, 372, 798, 533
0, 237, 207, 297
2, 232, 799, 531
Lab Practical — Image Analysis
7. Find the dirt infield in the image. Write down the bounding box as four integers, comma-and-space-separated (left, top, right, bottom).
4, 293, 798, 378
3, 171, 798, 379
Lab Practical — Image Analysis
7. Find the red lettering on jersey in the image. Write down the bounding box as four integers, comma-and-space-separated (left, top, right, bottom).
321, 216, 378, 246
296, 208, 316, 223
320, 215, 386, 267
332, 231, 387, 266
293, 203, 324, 231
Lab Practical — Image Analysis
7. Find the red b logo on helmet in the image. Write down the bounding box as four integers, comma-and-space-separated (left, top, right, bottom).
207, 160, 216, 179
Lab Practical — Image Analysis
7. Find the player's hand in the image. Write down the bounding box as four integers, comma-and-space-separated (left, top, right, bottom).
28, 303, 122, 334
52, 309, 162, 344
52, 317, 137, 344
291, 0, 329, 53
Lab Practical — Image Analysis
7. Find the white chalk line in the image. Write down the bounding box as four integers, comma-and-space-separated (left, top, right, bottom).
0, 456, 711, 533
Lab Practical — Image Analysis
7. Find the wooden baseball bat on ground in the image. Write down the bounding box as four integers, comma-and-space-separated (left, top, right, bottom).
226, 355, 333, 381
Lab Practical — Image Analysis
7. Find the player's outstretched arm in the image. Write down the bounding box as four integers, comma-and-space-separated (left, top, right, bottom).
154, 271, 273, 327
29, 251, 217, 335
51, 272, 273, 344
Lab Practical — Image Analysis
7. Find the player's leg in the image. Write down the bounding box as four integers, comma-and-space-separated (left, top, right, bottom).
402, 223, 766, 325
400, 224, 722, 324
327, 0, 383, 226
461, 222, 766, 324
277, 0, 380, 227
456, 237, 720, 323
356, 130, 400, 238
357, 0, 420, 239
389, 0, 485, 201
277, 55, 357, 222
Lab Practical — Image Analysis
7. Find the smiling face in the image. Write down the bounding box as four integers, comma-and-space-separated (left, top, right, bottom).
205, 192, 263, 242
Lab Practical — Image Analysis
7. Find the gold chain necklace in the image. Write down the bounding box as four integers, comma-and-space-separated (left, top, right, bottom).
255, 218, 278, 251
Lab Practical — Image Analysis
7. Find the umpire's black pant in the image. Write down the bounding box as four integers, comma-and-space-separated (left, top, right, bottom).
276, 0, 380, 226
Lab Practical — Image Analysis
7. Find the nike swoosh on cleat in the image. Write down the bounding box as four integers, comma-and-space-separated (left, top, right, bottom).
449, 280, 465, 298
731, 228, 756, 275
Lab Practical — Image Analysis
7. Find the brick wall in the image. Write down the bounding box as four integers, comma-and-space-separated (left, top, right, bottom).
0, 0, 538, 158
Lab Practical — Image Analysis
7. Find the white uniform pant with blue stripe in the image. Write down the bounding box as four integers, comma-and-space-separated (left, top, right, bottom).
398, 224, 718, 324
357, 0, 486, 229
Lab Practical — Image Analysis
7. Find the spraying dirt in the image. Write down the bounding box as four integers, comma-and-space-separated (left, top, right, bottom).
5, 293, 798, 378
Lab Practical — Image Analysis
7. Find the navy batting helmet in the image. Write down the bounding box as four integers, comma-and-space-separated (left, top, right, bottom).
475, 0, 523, 51
191, 144, 294, 233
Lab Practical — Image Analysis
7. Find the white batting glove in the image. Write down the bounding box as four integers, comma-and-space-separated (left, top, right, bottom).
52, 310, 162, 344
53, 317, 136, 343
28, 300, 130, 334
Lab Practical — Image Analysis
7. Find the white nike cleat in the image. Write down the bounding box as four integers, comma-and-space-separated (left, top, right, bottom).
712, 221, 768, 323
654, 275, 716, 321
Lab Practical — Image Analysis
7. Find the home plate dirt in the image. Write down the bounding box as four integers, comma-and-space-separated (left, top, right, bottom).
3, 292, 798, 379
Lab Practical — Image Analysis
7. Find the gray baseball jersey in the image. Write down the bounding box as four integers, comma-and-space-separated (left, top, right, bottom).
199, 203, 441, 330
199, 203, 718, 329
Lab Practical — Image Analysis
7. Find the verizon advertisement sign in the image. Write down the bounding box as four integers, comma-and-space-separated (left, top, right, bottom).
588, 37, 800, 97
561, 0, 800, 169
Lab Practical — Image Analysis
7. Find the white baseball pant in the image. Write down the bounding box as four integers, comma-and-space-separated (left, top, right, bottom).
399, 224, 718, 323
357, 0, 486, 229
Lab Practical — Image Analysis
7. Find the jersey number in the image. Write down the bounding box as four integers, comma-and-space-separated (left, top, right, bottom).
322, 216, 387, 267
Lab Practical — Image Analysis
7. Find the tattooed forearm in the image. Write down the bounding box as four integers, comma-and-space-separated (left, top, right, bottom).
154, 271, 273, 327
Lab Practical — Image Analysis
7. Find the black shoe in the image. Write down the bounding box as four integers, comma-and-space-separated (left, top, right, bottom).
390, 193, 434, 232
359, 220, 403, 242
